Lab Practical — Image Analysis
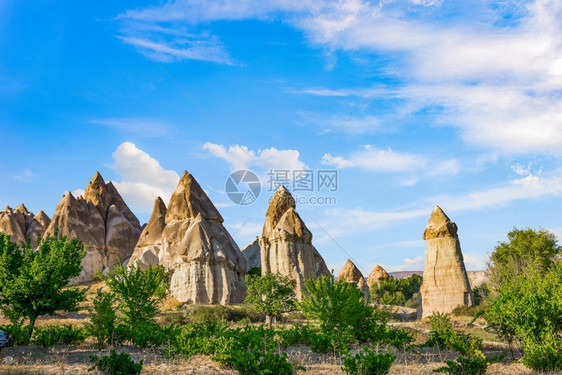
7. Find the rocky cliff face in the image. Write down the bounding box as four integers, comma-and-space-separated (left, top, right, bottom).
338, 259, 369, 298
43, 172, 142, 284
417, 206, 473, 319
0, 204, 51, 248
259, 186, 328, 299
129, 171, 247, 304
241, 237, 261, 271
367, 264, 389, 290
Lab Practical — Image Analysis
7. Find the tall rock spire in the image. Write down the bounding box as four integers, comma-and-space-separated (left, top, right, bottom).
338, 259, 369, 298
417, 206, 473, 318
130, 172, 247, 304
259, 186, 328, 299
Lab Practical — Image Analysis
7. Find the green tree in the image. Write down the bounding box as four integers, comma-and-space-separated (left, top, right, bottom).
484, 263, 562, 370
488, 228, 560, 289
99, 262, 168, 328
0, 233, 86, 339
300, 275, 382, 341
85, 289, 117, 348
245, 273, 296, 328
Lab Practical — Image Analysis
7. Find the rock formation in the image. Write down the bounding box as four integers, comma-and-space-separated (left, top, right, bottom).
241, 237, 261, 271
259, 186, 328, 299
128, 197, 167, 270
0, 204, 51, 248
417, 206, 473, 319
129, 171, 247, 304
338, 259, 369, 298
43, 172, 142, 283
367, 264, 389, 289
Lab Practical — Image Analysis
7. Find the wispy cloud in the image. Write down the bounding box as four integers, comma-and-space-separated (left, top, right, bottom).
91, 117, 173, 137
322, 145, 460, 176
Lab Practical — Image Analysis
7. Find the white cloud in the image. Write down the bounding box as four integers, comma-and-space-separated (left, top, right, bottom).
382, 256, 425, 272
203, 142, 306, 172
13, 169, 33, 181
322, 145, 425, 172
117, 36, 232, 64
321, 145, 459, 176
91, 117, 173, 137
72, 189, 85, 198
110, 142, 180, 214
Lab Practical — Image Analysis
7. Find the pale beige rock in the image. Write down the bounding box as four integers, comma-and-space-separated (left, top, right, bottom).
165, 171, 223, 223
417, 206, 473, 319
313, 246, 331, 276
131, 171, 247, 304
467, 270, 489, 289
43, 172, 141, 283
338, 259, 369, 298
259, 186, 327, 299
241, 237, 261, 271
128, 197, 167, 270
0, 205, 51, 247
367, 265, 389, 289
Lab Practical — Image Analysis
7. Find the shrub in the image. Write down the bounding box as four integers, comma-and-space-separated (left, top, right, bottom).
371, 275, 422, 307
171, 322, 297, 375
424, 313, 483, 358
300, 275, 385, 343
471, 284, 489, 306
521, 335, 562, 372
32, 325, 86, 347
130, 322, 179, 348
85, 289, 116, 349
89, 350, 143, 375
434, 355, 489, 375
342, 346, 396, 375
0, 324, 32, 345
100, 262, 168, 328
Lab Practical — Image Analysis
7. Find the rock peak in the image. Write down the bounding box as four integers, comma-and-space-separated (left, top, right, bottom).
367, 264, 389, 289
338, 260, 364, 282
262, 186, 296, 238
423, 206, 458, 240
165, 171, 223, 224
14, 203, 30, 215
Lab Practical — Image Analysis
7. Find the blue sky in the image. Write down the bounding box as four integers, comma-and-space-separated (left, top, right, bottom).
2, 0, 562, 275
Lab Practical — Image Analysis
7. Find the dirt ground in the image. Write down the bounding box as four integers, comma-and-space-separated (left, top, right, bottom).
0, 342, 540, 375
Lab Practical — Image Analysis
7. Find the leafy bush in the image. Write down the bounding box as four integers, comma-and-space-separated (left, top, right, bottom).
32, 325, 86, 347
100, 262, 168, 328
130, 322, 179, 348
89, 350, 143, 375
521, 335, 562, 372
434, 355, 489, 375
342, 346, 396, 375
471, 284, 489, 306
300, 275, 386, 343
424, 313, 483, 358
186, 304, 265, 324
0, 324, 32, 345
85, 289, 117, 349
171, 322, 297, 374
370, 275, 422, 307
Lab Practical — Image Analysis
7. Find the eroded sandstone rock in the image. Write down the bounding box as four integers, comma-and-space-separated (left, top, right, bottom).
338, 259, 369, 298
259, 186, 328, 299
367, 265, 389, 290
43, 172, 141, 283
0, 204, 50, 248
417, 206, 473, 319
130, 171, 247, 304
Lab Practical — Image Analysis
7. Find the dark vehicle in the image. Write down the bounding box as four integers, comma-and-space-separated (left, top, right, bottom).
0, 331, 13, 349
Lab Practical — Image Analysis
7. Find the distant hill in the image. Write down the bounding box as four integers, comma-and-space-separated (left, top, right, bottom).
388, 271, 423, 279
